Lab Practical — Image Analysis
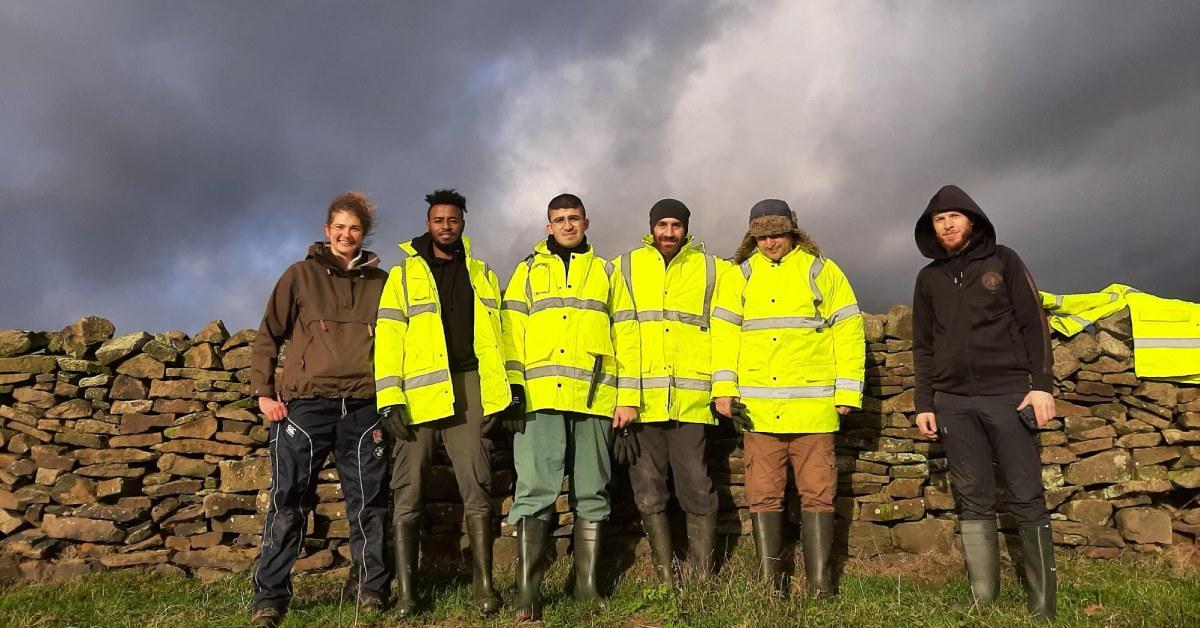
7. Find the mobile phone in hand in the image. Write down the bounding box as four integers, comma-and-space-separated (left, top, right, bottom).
1018, 405, 1038, 431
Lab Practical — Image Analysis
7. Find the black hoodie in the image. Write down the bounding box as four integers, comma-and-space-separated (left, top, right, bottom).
911, 185, 1053, 413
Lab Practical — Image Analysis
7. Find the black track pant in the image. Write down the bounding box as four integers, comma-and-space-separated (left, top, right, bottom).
254, 397, 391, 608
935, 391, 1049, 526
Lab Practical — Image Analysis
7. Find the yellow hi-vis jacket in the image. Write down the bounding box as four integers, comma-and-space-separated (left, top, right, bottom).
711, 248, 865, 434
1041, 283, 1138, 336
374, 237, 511, 423
502, 240, 640, 416
1127, 291, 1200, 384
613, 235, 730, 425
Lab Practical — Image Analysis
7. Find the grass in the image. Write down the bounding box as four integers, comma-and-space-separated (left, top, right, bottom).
1, 543, 1197, 627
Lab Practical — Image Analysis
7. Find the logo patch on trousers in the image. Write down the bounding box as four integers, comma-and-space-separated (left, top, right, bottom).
372, 429, 383, 444
285, 424, 296, 438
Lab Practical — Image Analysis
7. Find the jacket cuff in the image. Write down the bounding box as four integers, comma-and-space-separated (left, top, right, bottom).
1031, 374, 1054, 393
712, 382, 740, 399
833, 390, 862, 409
252, 384, 275, 399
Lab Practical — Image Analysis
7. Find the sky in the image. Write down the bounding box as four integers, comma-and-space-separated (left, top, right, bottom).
2, 1, 1198, 335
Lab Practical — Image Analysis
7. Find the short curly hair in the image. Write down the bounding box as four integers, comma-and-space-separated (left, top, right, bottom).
425, 189, 467, 217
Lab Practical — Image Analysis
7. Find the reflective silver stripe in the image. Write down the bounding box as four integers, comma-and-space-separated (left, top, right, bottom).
1068, 314, 1090, 327
827, 304, 861, 326
712, 307, 742, 325
523, 258, 534, 302
701, 255, 716, 329
809, 257, 826, 309
713, 370, 738, 383
739, 260, 752, 280
618, 254, 636, 309
409, 303, 438, 317
502, 299, 529, 314
612, 310, 637, 322
377, 307, 407, 323
529, 297, 607, 314
742, 316, 825, 331
1107, 292, 1120, 302
642, 376, 671, 388
638, 309, 708, 327
404, 370, 450, 389
617, 376, 640, 390
835, 378, 865, 393
505, 360, 525, 373
1135, 338, 1200, 349
674, 376, 711, 391
525, 364, 617, 387
375, 375, 402, 392
1053, 294, 1064, 309
479, 297, 499, 309
740, 385, 835, 399
603, 259, 614, 276
665, 310, 706, 326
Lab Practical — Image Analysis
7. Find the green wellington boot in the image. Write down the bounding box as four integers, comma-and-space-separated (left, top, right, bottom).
642, 512, 676, 586
573, 519, 605, 604
686, 512, 718, 578
465, 514, 501, 616
800, 511, 836, 598
1019, 523, 1057, 621
960, 519, 1000, 604
751, 511, 787, 594
514, 517, 550, 622
392, 519, 419, 618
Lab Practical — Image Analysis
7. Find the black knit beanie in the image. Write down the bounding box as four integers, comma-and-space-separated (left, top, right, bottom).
648, 198, 691, 231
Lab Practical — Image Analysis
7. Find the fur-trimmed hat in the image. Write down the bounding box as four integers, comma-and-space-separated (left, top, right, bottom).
732, 199, 820, 263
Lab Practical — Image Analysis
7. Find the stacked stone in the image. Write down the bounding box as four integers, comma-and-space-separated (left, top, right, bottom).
2, 305, 1198, 583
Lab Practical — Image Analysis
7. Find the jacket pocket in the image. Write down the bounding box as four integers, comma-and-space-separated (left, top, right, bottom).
1138, 308, 1191, 323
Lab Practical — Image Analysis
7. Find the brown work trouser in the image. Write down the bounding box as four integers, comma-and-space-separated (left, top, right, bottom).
743, 431, 836, 513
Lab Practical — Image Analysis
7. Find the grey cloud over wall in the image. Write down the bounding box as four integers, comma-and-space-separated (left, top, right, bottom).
1, 1, 1197, 334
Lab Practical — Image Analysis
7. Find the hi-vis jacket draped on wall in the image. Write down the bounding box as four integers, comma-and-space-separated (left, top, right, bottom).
374, 236, 511, 422
501, 239, 641, 415
614, 235, 731, 425
710, 245, 866, 433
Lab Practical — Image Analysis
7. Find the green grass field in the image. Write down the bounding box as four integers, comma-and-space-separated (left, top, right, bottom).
1, 544, 1196, 627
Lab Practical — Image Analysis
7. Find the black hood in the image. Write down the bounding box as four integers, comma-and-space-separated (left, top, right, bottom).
915, 185, 996, 260
410, 231, 464, 263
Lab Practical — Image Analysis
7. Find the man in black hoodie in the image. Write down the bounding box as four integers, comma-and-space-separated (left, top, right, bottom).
912, 185, 1056, 621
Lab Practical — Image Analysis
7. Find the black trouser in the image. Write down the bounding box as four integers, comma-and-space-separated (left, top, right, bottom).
391, 370, 494, 522
935, 391, 1049, 526
628, 421, 718, 515
254, 397, 391, 608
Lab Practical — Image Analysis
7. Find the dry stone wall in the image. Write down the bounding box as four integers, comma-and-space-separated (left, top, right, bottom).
1, 308, 1198, 583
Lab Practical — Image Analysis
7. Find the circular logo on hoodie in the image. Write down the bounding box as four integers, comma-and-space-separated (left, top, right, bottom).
982, 271, 1004, 291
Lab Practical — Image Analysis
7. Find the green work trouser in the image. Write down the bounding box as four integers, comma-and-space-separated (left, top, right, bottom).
507, 410, 613, 524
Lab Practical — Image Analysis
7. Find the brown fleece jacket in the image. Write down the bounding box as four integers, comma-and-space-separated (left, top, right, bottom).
250, 242, 388, 401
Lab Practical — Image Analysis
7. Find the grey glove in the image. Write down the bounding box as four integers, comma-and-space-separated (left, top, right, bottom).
380, 404, 413, 441
612, 426, 640, 466
710, 400, 753, 433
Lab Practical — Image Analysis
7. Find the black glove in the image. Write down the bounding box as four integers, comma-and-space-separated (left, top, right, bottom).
612, 425, 641, 466
710, 400, 753, 433
501, 385, 526, 434
380, 404, 412, 441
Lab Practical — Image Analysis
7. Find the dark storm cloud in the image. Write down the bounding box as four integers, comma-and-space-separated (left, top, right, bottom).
0, 0, 731, 333
1, 1, 1198, 334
